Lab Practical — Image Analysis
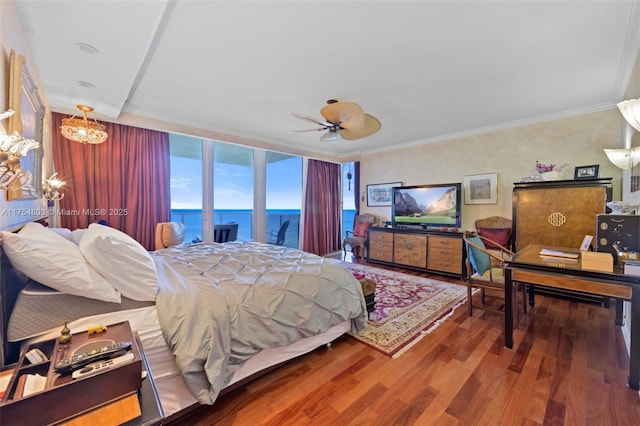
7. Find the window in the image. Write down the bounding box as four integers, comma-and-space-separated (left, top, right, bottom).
169, 134, 203, 243
266, 152, 302, 247
213, 142, 254, 241
170, 136, 304, 244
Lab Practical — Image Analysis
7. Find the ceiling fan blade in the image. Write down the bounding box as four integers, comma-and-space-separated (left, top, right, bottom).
340, 114, 382, 141
320, 102, 365, 130
290, 128, 326, 133
320, 131, 340, 142
290, 112, 331, 127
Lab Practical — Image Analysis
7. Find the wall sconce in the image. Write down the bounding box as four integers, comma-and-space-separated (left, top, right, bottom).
604, 146, 640, 170
604, 99, 640, 170
618, 99, 640, 132
42, 172, 65, 205
0, 109, 40, 190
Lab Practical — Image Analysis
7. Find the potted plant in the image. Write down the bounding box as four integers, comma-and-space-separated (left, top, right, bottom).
534, 161, 568, 180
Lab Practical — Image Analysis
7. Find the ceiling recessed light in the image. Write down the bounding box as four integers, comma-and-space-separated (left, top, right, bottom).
76, 81, 95, 88
74, 42, 99, 55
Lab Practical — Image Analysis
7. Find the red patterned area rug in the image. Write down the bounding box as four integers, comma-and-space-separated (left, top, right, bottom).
344, 263, 467, 358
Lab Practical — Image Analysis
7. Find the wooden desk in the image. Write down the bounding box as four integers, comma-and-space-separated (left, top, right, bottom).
504, 244, 640, 390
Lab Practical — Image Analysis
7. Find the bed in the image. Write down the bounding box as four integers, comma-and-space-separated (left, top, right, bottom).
0, 222, 367, 421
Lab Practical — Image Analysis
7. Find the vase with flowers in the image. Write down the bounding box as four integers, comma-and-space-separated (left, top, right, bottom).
534, 161, 568, 181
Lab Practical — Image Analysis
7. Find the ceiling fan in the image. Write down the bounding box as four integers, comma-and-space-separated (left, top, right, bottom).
291, 100, 381, 142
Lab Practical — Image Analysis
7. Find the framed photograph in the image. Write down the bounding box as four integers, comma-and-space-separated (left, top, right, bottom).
367, 181, 402, 207
464, 173, 498, 205
574, 164, 599, 180
580, 235, 594, 251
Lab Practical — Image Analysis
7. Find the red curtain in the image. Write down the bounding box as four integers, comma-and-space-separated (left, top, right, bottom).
51, 113, 170, 250
302, 159, 341, 255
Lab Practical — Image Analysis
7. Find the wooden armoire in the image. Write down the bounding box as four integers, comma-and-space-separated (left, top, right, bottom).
512, 178, 612, 252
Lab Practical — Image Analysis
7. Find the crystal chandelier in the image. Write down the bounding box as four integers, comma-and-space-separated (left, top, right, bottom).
60, 105, 108, 144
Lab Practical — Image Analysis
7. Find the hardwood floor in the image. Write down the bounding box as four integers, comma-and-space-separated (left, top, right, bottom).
168, 252, 640, 425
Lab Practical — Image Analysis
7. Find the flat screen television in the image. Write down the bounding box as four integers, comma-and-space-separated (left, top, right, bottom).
392, 183, 461, 229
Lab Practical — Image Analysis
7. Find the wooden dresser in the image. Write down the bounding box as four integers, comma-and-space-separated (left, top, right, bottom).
367, 227, 465, 277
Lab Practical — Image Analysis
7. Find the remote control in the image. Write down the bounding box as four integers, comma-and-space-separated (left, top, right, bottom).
54, 341, 132, 374
71, 352, 135, 380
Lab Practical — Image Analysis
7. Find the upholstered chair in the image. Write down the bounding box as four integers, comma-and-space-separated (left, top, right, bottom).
155, 222, 186, 250
343, 213, 376, 257
474, 216, 513, 251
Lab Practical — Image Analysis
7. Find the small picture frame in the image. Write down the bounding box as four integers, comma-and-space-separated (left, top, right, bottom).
366, 181, 402, 207
574, 164, 599, 180
580, 235, 593, 251
463, 173, 498, 204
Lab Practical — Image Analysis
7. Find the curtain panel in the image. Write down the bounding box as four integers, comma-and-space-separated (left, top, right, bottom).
51, 113, 170, 250
302, 159, 341, 255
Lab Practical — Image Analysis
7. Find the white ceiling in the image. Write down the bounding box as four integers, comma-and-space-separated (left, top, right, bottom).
14, 1, 640, 159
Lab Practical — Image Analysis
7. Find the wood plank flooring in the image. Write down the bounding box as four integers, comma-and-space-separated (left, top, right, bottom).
167, 253, 640, 425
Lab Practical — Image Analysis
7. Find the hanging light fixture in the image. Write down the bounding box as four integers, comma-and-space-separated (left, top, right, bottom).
60, 105, 108, 144
347, 164, 352, 191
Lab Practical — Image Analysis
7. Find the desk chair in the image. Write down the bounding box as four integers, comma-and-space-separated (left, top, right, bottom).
463, 234, 527, 326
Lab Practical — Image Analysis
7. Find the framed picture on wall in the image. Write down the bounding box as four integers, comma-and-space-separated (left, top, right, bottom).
463, 173, 498, 204
367, 182, 402, 207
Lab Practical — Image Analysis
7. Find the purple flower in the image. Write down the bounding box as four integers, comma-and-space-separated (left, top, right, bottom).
535, 161, 568, 173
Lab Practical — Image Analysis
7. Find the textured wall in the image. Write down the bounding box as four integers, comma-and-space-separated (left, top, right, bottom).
359, 108, 623, 231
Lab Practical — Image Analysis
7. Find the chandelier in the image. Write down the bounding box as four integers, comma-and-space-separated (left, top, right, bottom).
60, 105, 108, 144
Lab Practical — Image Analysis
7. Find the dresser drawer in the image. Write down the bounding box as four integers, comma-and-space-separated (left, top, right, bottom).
428, 236, 462, 250
368, 231, 393, 262
427, 236, 462, 274
427, 257, 462, 274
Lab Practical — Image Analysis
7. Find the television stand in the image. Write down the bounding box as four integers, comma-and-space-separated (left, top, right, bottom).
367, 227, 465, 278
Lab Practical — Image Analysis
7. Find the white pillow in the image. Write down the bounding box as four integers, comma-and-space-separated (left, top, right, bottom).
79, 223, 158, 301
49, 227, 72, 241
48, 227, 87, 245
70, 228, 87, 245
1, 223, 121, 303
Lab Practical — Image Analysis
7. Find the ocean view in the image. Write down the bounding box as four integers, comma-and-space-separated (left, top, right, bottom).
171, 209, 356, 248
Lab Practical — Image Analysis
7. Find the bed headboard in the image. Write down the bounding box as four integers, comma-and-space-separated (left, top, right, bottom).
0, 243, 32, 366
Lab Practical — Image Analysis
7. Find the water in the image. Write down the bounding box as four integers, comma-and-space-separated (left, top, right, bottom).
171, 209, 356, 248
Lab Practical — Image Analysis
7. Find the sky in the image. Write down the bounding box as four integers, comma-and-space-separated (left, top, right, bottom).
170, 152, 356, 211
